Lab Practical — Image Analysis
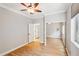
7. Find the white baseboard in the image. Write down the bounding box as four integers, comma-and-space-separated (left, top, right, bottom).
0, 41, 44, 56
65, 48, 70, 56
0, 42, 29, 56
46, 37, 61, 39
47, 35, 61, 39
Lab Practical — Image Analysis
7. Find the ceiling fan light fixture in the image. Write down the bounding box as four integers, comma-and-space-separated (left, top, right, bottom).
27, 8, 34, 13
20, 3, 42, 14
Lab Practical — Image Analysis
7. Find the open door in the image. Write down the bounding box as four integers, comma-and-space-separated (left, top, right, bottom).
28, 24, 35, 43
34, 24, 40, 39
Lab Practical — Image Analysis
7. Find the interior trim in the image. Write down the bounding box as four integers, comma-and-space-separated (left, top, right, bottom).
0, 4, 66, 18
0, 40, 44, 56
0, 4, 31, 19
45, 10, 66, 16
0, 42, 29, 56
65, 48, 70, 56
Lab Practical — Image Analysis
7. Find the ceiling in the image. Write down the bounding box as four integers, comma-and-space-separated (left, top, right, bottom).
0, 3, 70, 19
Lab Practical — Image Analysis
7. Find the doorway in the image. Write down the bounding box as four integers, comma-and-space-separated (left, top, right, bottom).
28, 23, 40, 43
34, 23, 40, 41
46, 22, 61, 38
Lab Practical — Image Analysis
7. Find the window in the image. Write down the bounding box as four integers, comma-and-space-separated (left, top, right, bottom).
75, 15, 79, 43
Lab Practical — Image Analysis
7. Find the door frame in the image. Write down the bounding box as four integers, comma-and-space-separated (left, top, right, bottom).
28, 23, 35, 43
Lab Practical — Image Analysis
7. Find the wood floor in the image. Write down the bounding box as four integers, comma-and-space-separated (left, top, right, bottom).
6, 38, 66, 56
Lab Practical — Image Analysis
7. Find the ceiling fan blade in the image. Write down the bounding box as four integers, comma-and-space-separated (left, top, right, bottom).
21, 9, 27, 11
34, 3, 39, 8
21, 3, 27, 7
28, 3, 32, 7
34, 9, 42, 12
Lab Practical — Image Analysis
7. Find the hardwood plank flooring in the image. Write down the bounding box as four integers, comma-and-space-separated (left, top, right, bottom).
5, 38, 66, 56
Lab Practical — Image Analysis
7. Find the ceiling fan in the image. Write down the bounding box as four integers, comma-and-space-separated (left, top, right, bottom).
20, 3, 42, 14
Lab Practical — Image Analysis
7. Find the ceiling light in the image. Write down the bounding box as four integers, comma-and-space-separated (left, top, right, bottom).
27, 8, 35, 13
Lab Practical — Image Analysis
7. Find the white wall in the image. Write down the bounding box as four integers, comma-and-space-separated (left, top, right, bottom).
46, 13, 66, 23
46, 23, 61, 38
0, 7, 31, 55
71, 43, 79, 56
65, 4, 71, 55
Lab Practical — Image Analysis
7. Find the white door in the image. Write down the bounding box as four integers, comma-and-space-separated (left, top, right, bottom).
28, 24, 35, 43
34, 24, 40, 39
